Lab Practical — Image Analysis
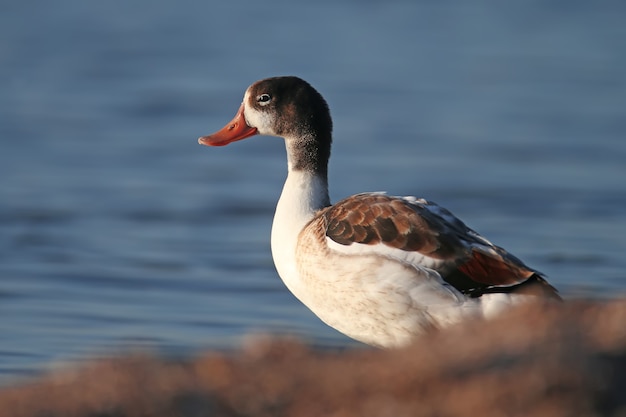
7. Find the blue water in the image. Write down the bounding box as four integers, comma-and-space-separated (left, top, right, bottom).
1, 0, 625, 383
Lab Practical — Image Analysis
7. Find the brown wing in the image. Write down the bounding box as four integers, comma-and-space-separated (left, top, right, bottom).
322, 193, 467, 260
458, 246, 534, 284
321, 193, 558, 297
455, 246, 561, 299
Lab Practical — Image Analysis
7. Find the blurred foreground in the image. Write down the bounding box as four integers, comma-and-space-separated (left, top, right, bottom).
1, 299, 625, 417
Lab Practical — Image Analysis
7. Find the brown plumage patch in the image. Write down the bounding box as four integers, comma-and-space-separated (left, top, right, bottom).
322, 194, 464, 259
457, 249, 534, 287
455, 248, 560, 299
321, 193, 559, 298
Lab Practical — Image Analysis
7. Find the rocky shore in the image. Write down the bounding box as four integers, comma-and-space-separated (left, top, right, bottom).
1, 299, 625, 417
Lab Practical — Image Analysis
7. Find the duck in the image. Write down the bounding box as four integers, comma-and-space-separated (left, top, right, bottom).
198, 76, 559, 348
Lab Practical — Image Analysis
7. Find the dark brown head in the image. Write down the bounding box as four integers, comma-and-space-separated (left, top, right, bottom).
199, 76, 333, 174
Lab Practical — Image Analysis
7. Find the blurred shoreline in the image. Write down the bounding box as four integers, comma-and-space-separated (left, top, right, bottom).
2, 298, 625, 417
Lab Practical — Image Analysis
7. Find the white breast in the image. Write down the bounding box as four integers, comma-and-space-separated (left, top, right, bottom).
293, 215, 480, 347
270, 170, 330, 299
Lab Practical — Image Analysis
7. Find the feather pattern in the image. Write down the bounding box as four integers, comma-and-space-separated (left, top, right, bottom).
319, 192, 549, 292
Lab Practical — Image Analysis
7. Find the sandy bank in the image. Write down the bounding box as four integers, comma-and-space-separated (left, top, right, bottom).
1, 299, 625, 417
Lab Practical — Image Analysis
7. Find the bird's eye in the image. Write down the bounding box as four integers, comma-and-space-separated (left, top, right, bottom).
257, 94, 272, 105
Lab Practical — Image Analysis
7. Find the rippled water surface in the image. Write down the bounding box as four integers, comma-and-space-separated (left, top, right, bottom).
1, 0, 625, 383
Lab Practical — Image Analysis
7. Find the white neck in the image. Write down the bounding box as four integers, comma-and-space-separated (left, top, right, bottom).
270, 169, 330, 296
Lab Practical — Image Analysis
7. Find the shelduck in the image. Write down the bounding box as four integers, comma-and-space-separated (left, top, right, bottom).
198, 76, 559, 348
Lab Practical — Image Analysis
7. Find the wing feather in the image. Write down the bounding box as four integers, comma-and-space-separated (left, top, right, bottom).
321, 193, 552, 295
